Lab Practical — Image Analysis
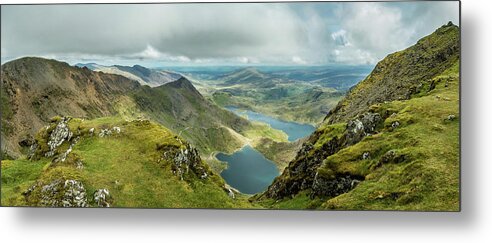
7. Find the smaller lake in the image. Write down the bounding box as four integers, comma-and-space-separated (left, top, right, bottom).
218, 146, 279, 194
225, 106, 315, 141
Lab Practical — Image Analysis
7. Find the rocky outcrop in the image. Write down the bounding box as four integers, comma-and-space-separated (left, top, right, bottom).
45, 117, 73, 157
98, 126, 121, 138
159, 143, 209, 181
28, 117, 82, 166
93, 189, 111, 207
24, 179, 88, 207
263, 112, 382, 200
311, 173, 363, 198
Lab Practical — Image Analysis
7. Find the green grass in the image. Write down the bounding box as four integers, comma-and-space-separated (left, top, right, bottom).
2, 117, 254, 208
319, 61, 460, 211
254, 191, 325, 210
244, 121, 288, 144
261, 59, 460, 211
1, 158, 49, 206
211, 83, 343, 126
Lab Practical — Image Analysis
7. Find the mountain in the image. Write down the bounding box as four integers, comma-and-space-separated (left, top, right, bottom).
255, 22, 460, 211
2, 57, 140, 158
1, 58, 289, 208
326, 23, 460, 124
2, 57, 285, 163
76, 63, 181, 87
131, 77, 252, 156
267, 65, 373, 91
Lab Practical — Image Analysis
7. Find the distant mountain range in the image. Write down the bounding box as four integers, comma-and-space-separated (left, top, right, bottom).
75, 63, 182, 87
210, 67, 344, 125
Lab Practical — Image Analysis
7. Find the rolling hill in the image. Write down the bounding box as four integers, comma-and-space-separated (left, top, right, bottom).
211, 67, 344, 125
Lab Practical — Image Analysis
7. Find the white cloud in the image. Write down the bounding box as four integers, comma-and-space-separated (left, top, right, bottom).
1, 2, 459, 65
292, 56, 307, 65
331, 29, 350, 46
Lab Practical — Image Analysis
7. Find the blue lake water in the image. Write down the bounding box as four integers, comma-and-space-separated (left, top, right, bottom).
218, 145, 279, 194
218, 107, 316, 193
225, 106, 315, 141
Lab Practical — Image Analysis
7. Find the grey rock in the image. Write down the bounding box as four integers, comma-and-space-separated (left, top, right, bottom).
112, 127, 121, 133
380, 150, 407, 164
311, 172, 363, 198
391, 121, 400, 129
55, 136, 80, 163
170, 144, 208, 180
447, 114, 456, 121
98, 129, 112, 137
88, 128, 95, 136
45, 117, 72, 158
37, 179, 88, 207
94, 189, 111, 207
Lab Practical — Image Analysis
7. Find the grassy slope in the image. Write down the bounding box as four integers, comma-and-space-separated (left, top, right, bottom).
210, 75, 343, 126
131, 79, 288, 166
1, 117, 252, 208
259, 61, 459, 211
254, 138, 304, 171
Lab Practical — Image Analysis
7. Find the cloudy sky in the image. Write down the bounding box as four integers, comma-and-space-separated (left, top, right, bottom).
1, 1, 459, 66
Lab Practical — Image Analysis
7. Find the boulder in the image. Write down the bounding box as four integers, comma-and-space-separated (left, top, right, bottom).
112, 127, 121, 133
98, 128, 112, 137
45, 117, 72, 157
93, 188, 111, 207
34, 179, 88, 207
311, 172, 363, 198
391, 121, 400, 129
380, 150, 407, 164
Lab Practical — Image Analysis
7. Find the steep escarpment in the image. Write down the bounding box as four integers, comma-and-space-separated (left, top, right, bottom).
257, 23, 460, 211
2, 116, 250, 208
326, 22, 459, 124
1, 57, 140, 158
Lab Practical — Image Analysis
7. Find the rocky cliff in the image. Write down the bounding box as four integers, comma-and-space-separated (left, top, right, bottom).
257, 23, 460, 211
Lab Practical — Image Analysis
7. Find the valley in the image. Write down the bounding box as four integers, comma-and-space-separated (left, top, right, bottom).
1, 23, 460, 211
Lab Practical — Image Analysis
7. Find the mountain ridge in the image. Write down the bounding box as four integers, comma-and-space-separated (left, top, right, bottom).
255, 22, 460, 211
76, 62, 182, 87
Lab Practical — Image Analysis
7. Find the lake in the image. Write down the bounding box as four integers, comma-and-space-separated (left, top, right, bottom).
225, 106, 315, 141
218, 145, 279, 194
218, 107, 316, 194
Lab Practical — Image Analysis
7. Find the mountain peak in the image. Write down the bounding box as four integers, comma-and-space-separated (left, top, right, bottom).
325, 22, 459, 124
164, 77, 198, 92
